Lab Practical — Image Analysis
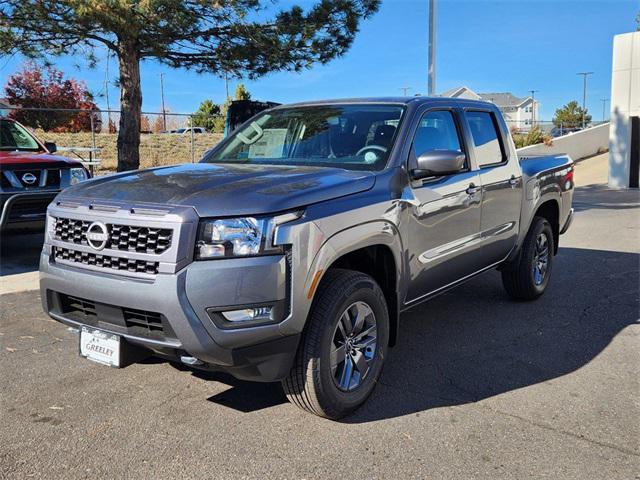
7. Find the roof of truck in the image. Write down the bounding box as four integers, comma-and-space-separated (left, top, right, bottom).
278, 96, 496, 108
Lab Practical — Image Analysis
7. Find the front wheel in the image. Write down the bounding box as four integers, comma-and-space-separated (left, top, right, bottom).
282, 269, 389, 419
501, 216, 554, 300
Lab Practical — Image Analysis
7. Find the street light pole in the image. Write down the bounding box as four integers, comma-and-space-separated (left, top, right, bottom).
529, 89, 539, 128
105, 50, 111, 130
428, 0, 437, 96
399, 87, 411, 96
576, 72, 593, 129
601, 98, 609, 122
160, 72, 167, 131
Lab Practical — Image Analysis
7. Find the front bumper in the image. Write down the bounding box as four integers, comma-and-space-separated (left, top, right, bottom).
40, 250, 299, 382
1, 191, 59, 232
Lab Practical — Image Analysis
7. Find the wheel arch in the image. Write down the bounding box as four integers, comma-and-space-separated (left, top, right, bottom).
533, 199, 560, 254
304, 221, 404, 347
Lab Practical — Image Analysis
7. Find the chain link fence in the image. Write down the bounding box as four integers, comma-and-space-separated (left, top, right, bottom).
2, 107, 225, 172
504, 119, 609, 135
2, 106, 610, 172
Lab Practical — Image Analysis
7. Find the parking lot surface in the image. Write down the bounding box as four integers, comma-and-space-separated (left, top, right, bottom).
1, 154, 638, 479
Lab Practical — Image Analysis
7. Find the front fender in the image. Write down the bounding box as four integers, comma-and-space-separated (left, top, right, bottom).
277, 219, 404, 337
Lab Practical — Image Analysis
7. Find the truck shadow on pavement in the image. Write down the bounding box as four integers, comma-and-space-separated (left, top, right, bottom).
346, 246, 639, 423
171, 247, 638, 421
0, 232, 44, 276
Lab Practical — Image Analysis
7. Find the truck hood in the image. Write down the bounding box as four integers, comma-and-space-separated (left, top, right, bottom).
0, 150, 83, 168
59, 163, 376, 217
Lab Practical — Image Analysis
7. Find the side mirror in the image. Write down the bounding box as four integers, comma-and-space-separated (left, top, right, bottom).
412, 150, 465, 179
44, 141, 57, 153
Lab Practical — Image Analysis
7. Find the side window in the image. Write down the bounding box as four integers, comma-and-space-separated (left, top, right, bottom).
466, 111, 505, 167
412, 110, 463, 158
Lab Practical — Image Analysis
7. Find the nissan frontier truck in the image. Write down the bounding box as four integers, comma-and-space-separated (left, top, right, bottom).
40, 97, 574, 419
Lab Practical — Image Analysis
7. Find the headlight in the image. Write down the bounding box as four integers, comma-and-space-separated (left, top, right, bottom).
196, 211, 302, 259
69, 168, 88, 185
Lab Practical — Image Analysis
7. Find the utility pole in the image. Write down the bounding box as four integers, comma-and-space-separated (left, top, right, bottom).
428, 0, 437, 96
576, 72, 593, 129
224, 71, 230, 100
105, 50, 111, 130
601, 98, 609, 122
399, 87, 411, 96
160, 72, 167, 131
529, 89, 539, 128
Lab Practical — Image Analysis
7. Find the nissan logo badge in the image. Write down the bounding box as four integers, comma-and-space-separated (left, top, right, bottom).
21, 172, 37, 185
86, 221, 109, 251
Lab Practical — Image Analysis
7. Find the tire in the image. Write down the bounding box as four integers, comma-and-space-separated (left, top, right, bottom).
501, 216, 554, 301
282, 269, 389, 419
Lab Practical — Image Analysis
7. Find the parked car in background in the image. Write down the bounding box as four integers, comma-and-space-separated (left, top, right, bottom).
0, 117, 90, 233
550, 126, 582, 138
172, 127, 207, 134
40, 97, 574, 419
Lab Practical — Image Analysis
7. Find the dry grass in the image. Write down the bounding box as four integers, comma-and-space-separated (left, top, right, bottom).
35, 131, 224, 172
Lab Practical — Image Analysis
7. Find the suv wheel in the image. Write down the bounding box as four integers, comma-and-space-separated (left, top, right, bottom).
282, 269, 389, 419
501, 216, 554, 300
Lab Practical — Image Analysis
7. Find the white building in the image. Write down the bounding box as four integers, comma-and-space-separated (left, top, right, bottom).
608, 31, 639, 189
441, 86, 539, 132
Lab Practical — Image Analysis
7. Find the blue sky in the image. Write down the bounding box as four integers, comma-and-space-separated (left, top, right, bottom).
0, 0, 636, 121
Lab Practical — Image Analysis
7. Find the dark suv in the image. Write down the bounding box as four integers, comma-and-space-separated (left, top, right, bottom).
0, 117, 90, 232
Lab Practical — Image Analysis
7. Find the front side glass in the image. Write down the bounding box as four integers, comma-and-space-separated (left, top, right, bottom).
0, 119, 40, 151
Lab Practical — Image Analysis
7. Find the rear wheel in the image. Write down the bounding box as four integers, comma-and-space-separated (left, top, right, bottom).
282, 269, 389, 419
501, 216, 554, 300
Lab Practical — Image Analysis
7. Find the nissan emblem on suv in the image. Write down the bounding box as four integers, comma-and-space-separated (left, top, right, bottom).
86, 222, 109, 250
21, 172, 37, 185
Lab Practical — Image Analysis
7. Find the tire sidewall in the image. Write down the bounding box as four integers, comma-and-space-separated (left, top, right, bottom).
315, 275, 389, 414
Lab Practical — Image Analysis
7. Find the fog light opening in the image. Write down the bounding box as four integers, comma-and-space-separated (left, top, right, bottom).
221, 306, 273, 323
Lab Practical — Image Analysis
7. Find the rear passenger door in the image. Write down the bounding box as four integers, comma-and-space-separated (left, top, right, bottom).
464, 110, 522, 266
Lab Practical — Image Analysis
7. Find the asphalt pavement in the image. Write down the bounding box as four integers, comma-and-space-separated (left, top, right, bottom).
0, 154, 638, 479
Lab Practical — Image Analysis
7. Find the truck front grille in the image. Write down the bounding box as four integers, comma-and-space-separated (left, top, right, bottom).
61, 295, 97, 318
15, 169, 42, 187
56, 293, 176, 341
122, 307, 164, 332
53, 217, 173, 254
53, 246, 159, 275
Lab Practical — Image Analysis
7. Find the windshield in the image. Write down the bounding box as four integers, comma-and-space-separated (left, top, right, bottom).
203, 104, 405, 170
0, 119, 41, 152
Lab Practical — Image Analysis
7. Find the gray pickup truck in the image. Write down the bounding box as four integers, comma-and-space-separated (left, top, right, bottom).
40, 97, 574, 419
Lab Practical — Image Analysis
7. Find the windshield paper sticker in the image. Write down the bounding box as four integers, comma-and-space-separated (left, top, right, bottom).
248, 128, 287, 158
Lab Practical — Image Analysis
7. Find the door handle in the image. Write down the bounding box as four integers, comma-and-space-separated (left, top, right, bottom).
509, 176, 519, 187
466, 183, 479, 195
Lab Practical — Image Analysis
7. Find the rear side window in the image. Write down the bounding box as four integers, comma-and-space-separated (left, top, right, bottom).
466, 111, 505, 167
412, 110, 463, 157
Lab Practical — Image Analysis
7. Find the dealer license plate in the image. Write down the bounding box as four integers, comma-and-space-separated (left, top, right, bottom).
79, 327, 121, 367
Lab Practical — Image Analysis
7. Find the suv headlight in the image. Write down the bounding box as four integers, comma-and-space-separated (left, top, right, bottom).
196, 211, 302, 259
69, 167, 88, 185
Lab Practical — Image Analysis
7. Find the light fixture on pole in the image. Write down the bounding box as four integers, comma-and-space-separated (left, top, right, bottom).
428, 0, 437, 96
576, 72, 594, 129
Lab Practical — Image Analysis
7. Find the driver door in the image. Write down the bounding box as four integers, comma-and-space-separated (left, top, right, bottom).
405, 108, 483, 302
